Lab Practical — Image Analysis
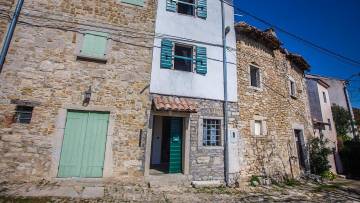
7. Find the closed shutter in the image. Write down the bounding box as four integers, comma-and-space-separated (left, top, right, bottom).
166, 0, 177, 12
161, 39, 173, 69
197, 0, 207, 18
196, 46, 207, 74
121, 0, 144, 6
80, 31, 108, 59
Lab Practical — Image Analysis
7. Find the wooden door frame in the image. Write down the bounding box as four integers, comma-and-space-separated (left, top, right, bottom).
50, 105, 115, 179
144, 111, 191, 176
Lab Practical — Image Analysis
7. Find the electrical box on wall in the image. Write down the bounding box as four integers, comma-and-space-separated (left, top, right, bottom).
227, 128, 240, 174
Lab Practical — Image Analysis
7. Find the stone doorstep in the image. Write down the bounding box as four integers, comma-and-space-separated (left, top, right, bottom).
191, 180, 223, 188
145, 174, 192, 189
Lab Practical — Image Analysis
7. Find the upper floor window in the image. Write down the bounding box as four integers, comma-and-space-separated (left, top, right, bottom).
328, 119, 332, 131
160, 39, 207, 75
121, 0, 145, 6
77, 31, 109, 62
166, 0, 207, 19
250, 65, 260, 88
178, 0, 195, 16
323, 91, 327, 103
289, 77, 296, 98
174, 44, 193, 72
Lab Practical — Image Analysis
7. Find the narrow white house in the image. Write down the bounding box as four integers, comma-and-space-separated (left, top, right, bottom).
145, 0, 238, 182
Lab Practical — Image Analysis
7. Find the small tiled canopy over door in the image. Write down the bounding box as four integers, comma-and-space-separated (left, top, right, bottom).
58, 111, 109, 178
168, 117, 183, 173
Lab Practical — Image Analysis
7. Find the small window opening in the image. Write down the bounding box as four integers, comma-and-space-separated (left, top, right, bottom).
254, 120, 262, 136
14, 106, 33, 124
203, 119, 221, 146
177, 0, 195, 16
174, 44, 193, 72
290, 80, 296, 97
328, 119, 332, 131
250, 65, 260, 88
323, 92, 327, 103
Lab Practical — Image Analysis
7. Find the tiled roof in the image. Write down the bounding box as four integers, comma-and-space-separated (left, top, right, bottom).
153, 95, 197, 113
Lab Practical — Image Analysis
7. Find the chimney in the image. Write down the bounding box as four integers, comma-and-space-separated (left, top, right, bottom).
264, 28, 277, 38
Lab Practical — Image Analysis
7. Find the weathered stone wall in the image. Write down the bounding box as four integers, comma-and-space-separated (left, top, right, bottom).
0, 0, 14, 43
188, 99, 239, 181
0, 0, 156, 182
236, 34, 313, 181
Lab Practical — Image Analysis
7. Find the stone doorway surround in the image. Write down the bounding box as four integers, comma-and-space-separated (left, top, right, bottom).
144, 111, 191, 177
50, 105, 116, 179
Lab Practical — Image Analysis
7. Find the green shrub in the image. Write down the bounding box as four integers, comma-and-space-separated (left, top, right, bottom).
321, 170, 336, 180
249, 175, 260, 187
308, 137, 332, 175
340, 139, 360, 179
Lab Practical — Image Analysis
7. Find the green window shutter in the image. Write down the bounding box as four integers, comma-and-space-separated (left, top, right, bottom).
166, 0, 177, 12
121, 0, 144, 6
196, 46, 207, 74
160, 39, 173, 69
197, 0, 207, 19
80, 31, 108, 59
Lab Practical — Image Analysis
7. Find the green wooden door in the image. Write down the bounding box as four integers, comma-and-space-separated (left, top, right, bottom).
58, 111, 109, 178
168, 117, 182, 173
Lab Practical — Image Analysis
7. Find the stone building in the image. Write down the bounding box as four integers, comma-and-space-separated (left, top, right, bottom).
0, 0, 156, 186
234, 22, 313, 181
145, 0, 238, 183
306, 74, 341, 174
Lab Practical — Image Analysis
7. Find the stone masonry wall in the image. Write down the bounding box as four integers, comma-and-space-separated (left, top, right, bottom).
0, 0, 156, 182
236, 34, 313, 181
188, 99, 239, 181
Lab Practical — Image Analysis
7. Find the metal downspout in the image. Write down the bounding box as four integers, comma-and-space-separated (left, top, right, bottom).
220, 0, 229, 185
0, 0, 24, 74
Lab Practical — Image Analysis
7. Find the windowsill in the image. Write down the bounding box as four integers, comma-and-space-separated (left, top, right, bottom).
198, 146, 224, 150
119, 1, 144, 7
77, 54, 107, 63
248, 86, 263, 92
253, 134, 267, 138
290, 95, 298, 99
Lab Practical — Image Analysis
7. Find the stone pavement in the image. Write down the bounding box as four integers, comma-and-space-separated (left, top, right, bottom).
0, 178, 360, 202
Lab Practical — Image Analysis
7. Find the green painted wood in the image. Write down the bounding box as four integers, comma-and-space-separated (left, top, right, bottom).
121, 0, 144, 6
161, 39, 173, 69
197, 0, 207, 18
166, 0, 176, 12
196, 46, 207, 74
168, 117, 182, 173
58, 111, 88, 178
80, 112, 109, 177
58, 111, 109, 178
81, 31, 108, 59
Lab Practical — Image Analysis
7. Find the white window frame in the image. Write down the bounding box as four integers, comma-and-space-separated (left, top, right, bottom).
250, 115, 267, 137
75, 31, 112, 62
248, 64, 262, 91
289, 76, 297, 98
172, 42, 195, 72
176, 0, 197, 16
198, 116, 224, 149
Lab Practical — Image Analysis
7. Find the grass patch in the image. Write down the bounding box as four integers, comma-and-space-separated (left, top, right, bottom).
313, 183, 343, 192
195, 186, 236, 195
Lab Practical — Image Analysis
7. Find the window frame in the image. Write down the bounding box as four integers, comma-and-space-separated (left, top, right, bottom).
14, 105, 34, 124
198, 116, 223, 148
289, 76, 297, 98
248, 64, 262, 90
177, 0, 196, 16
328, 118, 332, 131
322, 91, 327, 103
172, 42, 195, 72
250, 115, 267, 137
76, 31, 111, 63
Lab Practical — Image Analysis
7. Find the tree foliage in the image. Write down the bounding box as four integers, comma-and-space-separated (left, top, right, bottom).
331, 104, 352, 138
308, 137, 332, 175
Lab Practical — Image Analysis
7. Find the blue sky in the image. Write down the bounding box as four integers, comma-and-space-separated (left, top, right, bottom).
233, 0, 360, 108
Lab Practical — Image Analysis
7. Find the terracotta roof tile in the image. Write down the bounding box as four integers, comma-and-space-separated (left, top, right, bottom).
153, 95, 197, 113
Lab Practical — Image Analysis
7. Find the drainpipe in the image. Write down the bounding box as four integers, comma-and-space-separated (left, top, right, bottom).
0, 0, 24, 74
221, 0, 229, 185
343, 82, 357, 139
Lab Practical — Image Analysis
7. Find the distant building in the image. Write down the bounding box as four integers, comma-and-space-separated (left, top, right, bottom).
307, 74, 357, 138
305, 75, 342, 173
